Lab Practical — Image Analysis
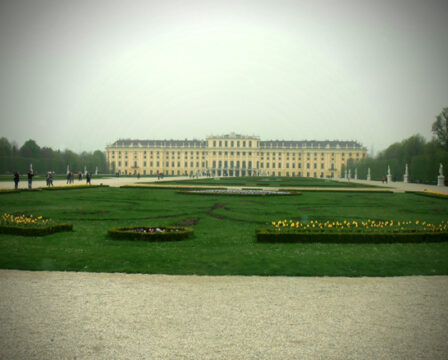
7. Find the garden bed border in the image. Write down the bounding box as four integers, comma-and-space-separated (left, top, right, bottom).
255, 229, 448, 243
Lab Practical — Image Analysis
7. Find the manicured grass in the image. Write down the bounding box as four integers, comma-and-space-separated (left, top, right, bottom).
145, 176, 378, 188
0, 187, 447, 276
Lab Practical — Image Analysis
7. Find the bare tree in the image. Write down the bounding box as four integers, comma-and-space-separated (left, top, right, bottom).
432, 108, 448, 151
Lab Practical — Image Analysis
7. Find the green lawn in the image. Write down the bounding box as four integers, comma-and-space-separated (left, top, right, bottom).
0, 187, 447, 276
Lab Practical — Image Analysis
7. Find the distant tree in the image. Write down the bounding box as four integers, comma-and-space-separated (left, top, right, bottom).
0, 137, 12, 157
11, 141, 19, 156
20, 139, 41, 158
432, 107, 448, 151
40, 146, 54, 158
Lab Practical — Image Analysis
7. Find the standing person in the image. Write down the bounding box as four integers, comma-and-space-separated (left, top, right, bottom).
67, 172, 71, 184
27, 170, 34, 189
86, 172, 91, 185
381, 176, 385, 184
46, 172, 50, 186
13, 171, 19, 190
49, 171, 54, 186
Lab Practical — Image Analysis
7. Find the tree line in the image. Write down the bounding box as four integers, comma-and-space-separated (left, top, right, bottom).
346, 108, 448, 184
0, 138, 108, 175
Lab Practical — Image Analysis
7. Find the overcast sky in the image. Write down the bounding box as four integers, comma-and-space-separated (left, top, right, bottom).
0, 0, 447, 154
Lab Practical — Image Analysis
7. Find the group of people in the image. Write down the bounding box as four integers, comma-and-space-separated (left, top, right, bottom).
46, 171, 55, 186
13, 170, 35, 190
12, 170, 93, 190
67, 171, 92, 184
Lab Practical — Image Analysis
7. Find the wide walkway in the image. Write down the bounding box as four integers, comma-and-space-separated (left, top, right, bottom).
2, 175, 448, 193
0, 270, 447, 360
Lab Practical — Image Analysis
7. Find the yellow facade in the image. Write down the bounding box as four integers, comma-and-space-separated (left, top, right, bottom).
106, 133, 367, 178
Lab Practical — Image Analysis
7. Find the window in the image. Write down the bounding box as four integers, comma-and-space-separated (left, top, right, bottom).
321, 163, 324, 169
143, 161, 146, 167
314, 163, 317, 169
213, 141, 216, 147
125, 161, 128, 166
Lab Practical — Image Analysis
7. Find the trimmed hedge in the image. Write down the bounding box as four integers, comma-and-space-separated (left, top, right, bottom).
406, 191, 448, 200
42, 184, 109, 191
0, 188, 42, 194
281, 188, 394, 193
177, 189, 301, 196
0, 224, 73, 236
255, 229, 448, 244
120, 185, 227, 190
108, 226, 194, 241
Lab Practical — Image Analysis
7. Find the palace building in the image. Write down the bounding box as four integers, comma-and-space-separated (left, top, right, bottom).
105, 133, 367, 178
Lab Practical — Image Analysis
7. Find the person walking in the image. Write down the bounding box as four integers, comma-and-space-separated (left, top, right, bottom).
66, 172, 71, 184
86, 172, 91, 185
27, 170, 34, 189
13, 171, 19, 190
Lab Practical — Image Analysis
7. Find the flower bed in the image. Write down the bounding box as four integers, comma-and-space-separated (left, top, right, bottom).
255, 219, 448, 243
108, 226, 194, 241
178, 189, 300, 196
0, 213, 73, 236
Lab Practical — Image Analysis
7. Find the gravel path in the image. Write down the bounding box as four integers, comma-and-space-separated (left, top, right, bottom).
1, 175, 448, 193
1, 270, 447, 360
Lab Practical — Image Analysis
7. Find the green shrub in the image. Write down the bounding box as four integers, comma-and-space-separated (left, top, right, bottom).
255, 229, 448, 243
0, 224, 73, 236
108, 226, 194, 241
